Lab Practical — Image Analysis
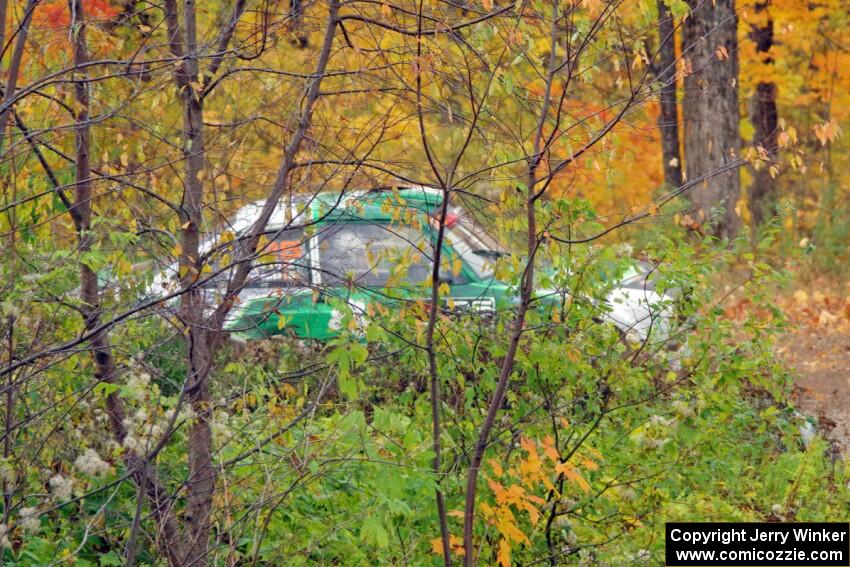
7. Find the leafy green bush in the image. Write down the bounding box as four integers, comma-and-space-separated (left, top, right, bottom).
2, 204, 845, 567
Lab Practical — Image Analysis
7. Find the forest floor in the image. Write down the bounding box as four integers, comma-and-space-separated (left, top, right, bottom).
724, 276, 850, 454
782, 326, 850, 454
773, 280, 850, 454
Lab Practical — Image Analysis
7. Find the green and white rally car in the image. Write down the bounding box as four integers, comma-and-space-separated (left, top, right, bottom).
159, 186, 673, 342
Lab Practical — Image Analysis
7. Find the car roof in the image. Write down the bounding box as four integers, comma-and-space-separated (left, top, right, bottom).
228, 185, 443, 234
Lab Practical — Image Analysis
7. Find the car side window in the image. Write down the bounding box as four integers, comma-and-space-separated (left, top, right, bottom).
249, 228, 311, 287
318, 223, 432, 287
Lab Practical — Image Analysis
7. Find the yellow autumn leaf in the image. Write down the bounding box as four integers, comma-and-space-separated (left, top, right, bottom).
555, 462, 590, 493
489, 458, 504, 477
498, 539, 511, 567
542, 436, 559, 462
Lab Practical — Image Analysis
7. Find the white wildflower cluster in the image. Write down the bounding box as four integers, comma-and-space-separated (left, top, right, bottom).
0, 459, 14, 488
577, 548, 593, 567
17, 507, 40, 534
633, 414, 678, 449
124, 371, 153, 402
615, 485, 637, 501
0, 300, 20, 319
672, 399, 696, 418
770, 503, 790, 521
167, 405, 197, 423
122, 408, 166, 453
555, 516, 578, 552
624, 549, 652, 563
649, 414, 675, 428
91, 407, 110, 425
121, 400, 208, 453
74, 448, 111, 477
210, 412, 232, 445
0, 523, 10, 548
554, 515, 572, 529
48, 475, 74, 501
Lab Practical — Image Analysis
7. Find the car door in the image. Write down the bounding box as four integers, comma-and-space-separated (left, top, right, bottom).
228, 227, 337, 340
315, 220, 432, 318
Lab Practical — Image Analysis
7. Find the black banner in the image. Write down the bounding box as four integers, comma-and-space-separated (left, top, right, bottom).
666, 522, 850, 566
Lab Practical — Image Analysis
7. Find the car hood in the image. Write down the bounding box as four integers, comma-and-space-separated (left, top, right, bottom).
603, 286, 673, 343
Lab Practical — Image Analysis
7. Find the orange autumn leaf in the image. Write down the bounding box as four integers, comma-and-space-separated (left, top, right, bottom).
494, 508, 529, 545
580, 456, 599, 471
519, 437, 543, 479
498, 539, 512, 566
542, 435, 560, 462
430, 535, 465, 556
35, 0, 120, 29
555, 462, 591, 493
489, 457, 504, 477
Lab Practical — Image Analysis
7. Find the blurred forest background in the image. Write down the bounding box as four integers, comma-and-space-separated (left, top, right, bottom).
0, 0, 848, 565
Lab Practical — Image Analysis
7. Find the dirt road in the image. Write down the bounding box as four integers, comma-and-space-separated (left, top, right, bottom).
774, 287, 850, 455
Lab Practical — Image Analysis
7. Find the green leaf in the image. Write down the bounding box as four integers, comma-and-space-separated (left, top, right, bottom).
327, 345, 351, 379
93, 382, 119, 397
99, 551, 123, 567
338, 373, 359, 399
360, 515, 389, 548
350, 343, 368, 366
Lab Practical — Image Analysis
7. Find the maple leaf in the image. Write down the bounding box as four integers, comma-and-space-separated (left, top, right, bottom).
519, 437, 543, 480
542, 436, 559, 462
813, 120, 843, 146
496, 508, 530, 545
555, 462, 591, 493
580, 456, 599, 471
498, 539, 512, 567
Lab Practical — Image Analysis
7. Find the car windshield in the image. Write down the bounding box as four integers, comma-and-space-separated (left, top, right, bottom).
442, 206, 506, 279
318, 222, 431, 287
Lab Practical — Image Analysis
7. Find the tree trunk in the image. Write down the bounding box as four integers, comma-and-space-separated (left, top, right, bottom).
163, 0, 217, 562
184, 333, 217, 566
657, 0, 682, 188
682, 0, 742, 239
0, 0, 37, 154
68, 1, 187, 563
748, 0, 778, 226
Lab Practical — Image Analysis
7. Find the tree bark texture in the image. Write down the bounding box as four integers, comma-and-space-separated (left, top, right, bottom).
682, 0, 742, 238
68, 1, 187, 562
748, 0, 778, 226
657, 0, 683, 188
